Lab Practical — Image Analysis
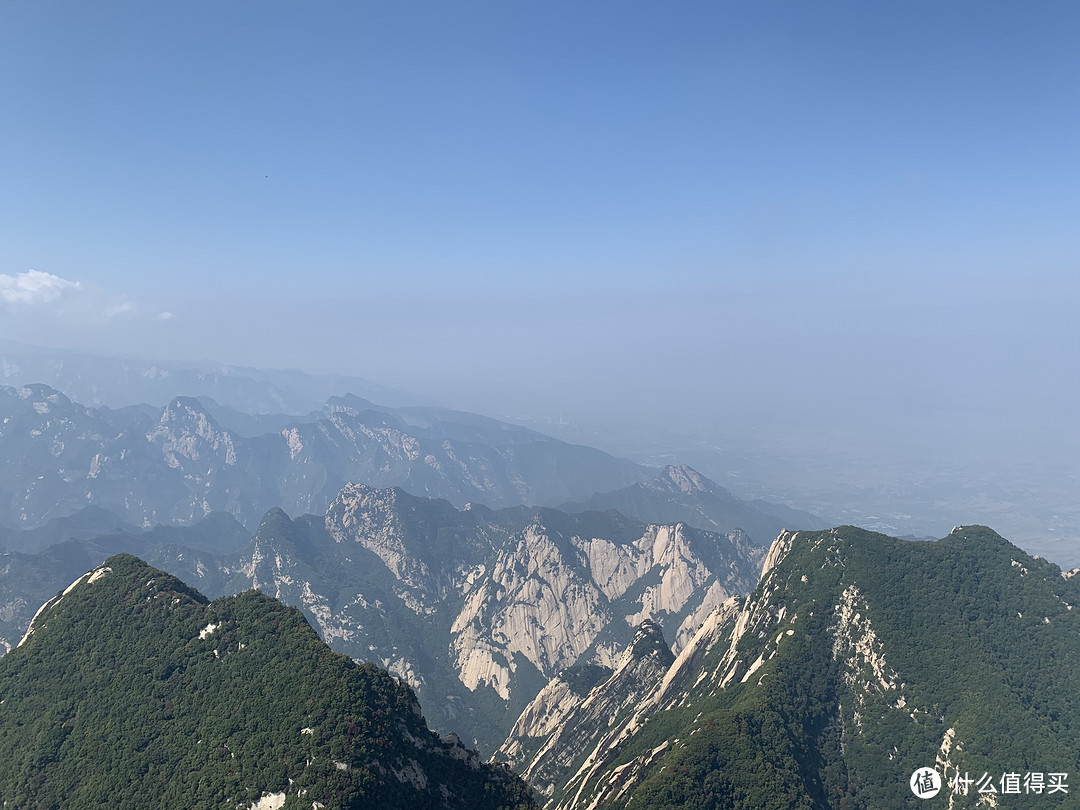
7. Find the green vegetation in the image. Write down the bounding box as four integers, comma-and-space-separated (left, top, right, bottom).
0, 554, 535, 810
593, 527, 1080, 810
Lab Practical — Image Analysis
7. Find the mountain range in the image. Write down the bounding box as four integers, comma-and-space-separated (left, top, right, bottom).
0, 383, 652, 530
5, 357, 1071, 808
0, 338, 429, 412
5, 519, 1078, 808
0, 477, 768, 754
505, 525, 1080, 809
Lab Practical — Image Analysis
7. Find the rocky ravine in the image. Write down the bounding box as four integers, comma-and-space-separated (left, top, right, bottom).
498, 621, 676, 803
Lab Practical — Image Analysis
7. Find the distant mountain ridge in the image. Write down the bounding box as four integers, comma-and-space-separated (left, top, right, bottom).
0, 338, 429, 412
561, 464, 827, 556
0, 383, 650, 530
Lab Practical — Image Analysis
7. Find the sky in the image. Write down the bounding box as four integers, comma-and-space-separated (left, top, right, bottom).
1, 2, 1079, 475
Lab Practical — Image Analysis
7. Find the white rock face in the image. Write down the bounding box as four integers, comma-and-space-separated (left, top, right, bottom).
581, 537, 641, 601
248, 793, 286, 810
87, 566, 112, 584
623, 525, 715, 630
760, 529, 797, 578
214, 482, 761, 752
672, 580, 732, 651
831, 584, 898, 694
283, 426, 304, 459
447, 519, 755, 699
327, 484, 442, 600
523, 531, 809, 809
502, 678, 579, 757
453, 642, 517, 699
454, 522, 608, 679
501, 622, 674, 802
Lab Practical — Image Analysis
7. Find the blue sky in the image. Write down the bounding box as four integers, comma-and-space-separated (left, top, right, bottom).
1, 0, 1078, 432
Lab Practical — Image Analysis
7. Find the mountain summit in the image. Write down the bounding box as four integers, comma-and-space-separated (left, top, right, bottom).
0, 554, 535, 809
561, 463, 825, 549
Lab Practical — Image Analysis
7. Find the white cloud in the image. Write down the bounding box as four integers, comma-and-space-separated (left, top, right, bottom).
157, 311, 174, 321
0, 270, 81, 306
0, 270, 144, 325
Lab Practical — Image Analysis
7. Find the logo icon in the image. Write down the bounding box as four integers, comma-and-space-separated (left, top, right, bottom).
910, 767, 942, 799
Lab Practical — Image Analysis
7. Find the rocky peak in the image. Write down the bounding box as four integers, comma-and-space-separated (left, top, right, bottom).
255, 505, 294, 533
327, 482, 401, 527
646, 464, 717, 495
322, 393, 378, 416
2, 383, 83, 421
146, 397, 238, 466
759, 528, 797, 578
323, 483, 471, 617
156, 396, 218, 429
14, 383, 73, 407
325, 484, 434, 559
623, 619, 675, 666
252, 507, 306, 552
324, 486, 406, 522
325, 484, 408, 567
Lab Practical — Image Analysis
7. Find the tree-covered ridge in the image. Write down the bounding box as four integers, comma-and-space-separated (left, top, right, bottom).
0, 554, 535, 810
560, 526, 1080, 810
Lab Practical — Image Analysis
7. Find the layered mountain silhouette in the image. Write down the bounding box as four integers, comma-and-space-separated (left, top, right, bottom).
0, 384, 650, 529
0, 338, 429, 412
